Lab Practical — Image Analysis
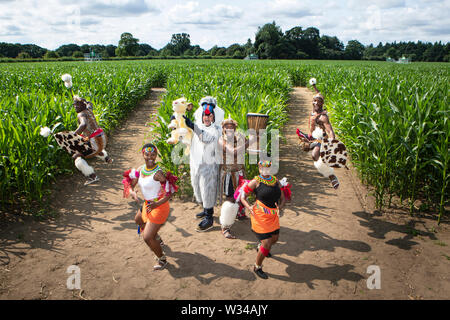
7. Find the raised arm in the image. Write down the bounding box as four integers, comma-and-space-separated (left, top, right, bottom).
74, 113, 87, 136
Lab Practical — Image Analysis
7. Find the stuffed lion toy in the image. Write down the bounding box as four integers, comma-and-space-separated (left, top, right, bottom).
167, 97, 194, 155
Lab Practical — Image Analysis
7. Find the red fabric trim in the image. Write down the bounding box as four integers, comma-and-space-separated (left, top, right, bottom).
89, 128, 104, 139
243, 184, 254, 194
281, 184, 292, 201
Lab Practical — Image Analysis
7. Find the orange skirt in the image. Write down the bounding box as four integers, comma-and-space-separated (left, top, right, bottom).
250, 200, 280, 234
141, 200, 170, 225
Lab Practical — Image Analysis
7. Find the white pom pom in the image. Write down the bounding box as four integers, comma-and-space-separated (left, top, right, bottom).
40, 126, 51, 138
64, 80, 73, 89
129, 169, 138, 179
61, 74, 72, 82
280, 177, 288, 187
309, 78, 317, 86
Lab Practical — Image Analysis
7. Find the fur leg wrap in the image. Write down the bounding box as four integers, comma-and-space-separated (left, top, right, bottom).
96, 150, 108, 161
220, 201, 239, 228
75, 157, 95, 177
259, 245, 270, 257
314, 158, 334, 178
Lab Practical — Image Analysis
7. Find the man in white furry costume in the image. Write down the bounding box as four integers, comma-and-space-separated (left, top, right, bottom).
184, 96, 224, 231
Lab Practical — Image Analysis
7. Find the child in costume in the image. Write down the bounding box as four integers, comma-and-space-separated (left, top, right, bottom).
217, 117, 249, 239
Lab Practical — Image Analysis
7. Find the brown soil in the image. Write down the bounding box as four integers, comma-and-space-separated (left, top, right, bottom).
0, 87, 449, 300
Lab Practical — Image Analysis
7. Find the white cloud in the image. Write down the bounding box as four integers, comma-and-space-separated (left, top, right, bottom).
167, 2, 243, 25
0, 0, 448, 50
264, 0, 315, 18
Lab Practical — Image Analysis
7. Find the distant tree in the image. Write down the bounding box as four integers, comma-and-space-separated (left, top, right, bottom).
243, 38, 254, 56
277, 37, 296, 59
116, 32, 139, 56
72, 51, 84, 58
44, 51, 60, 59
210, 46, 226, 56
183, 48, 193, 56
226, 43, 243, 57
345, 40, 365, 60
0, 42, 21, 58
423, 41, 445, 62
56, 44, 81, 57
20, 44, 46, 58
17, 52, 31, 59
191, 45, 205, 56
209, 45, 219, 56
136, 43, 154, 56
170, 33, 191, 56
233, 50, 245, 59
105, 45, 117, 57
301, 27, 321, 58
146, 49, 158, 57
254, 21, 283, 59
80, 44, 91, 54
160, 46, 174, 57
215, 48, 227, 56
296, 50, 308, 59
385, 47, 400, 60
320, 35, 344, 52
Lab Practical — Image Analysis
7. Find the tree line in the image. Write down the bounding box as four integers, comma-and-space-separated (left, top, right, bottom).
1, 21, 449, 62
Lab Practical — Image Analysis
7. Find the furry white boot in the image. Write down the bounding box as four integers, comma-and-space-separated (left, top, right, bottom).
75, 157, 95, 177
96, 150, 108, 162
220, 201, 239, 228
314, 158, 334, 178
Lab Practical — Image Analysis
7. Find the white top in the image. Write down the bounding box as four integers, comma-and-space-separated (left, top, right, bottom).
138, 168, 161, 200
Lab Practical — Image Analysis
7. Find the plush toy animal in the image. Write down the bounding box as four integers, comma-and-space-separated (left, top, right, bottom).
167, 97, 193, 155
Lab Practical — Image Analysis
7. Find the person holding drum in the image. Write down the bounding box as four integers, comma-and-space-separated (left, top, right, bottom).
240, 160, 286, 279
217, 117, 253, 239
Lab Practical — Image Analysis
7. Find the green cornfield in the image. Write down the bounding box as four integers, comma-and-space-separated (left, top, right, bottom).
0, 61, 167, 208
0, 59, 448, 223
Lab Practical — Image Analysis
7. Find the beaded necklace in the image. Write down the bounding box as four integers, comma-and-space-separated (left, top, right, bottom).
255, 175, 277, 186
141, 163, 159, 176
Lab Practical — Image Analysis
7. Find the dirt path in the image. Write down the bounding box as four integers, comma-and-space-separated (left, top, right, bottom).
0, 87, 449, 300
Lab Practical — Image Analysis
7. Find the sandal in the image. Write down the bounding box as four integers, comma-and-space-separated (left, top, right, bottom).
222, 228, 236, 239
330, 175, 340, 189
253, 265, 269, 279
153, 256, 168, 271
84, 175, 100, 186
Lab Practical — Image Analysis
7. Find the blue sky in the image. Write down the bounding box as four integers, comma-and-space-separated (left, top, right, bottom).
0, 0, 449, 50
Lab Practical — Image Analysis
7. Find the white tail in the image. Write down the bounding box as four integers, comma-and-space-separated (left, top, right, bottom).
40, 126, 52, 138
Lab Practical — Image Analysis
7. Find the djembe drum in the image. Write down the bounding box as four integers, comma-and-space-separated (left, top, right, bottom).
247, 113, 269, 154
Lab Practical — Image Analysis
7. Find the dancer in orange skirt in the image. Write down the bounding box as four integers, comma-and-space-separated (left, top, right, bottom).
240, 160, 286, 279
123, 143, 178, 270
